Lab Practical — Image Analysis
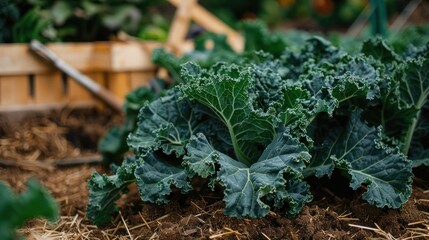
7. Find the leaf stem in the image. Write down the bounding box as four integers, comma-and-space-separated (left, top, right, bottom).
401, 109, 420, 155
227, 124, 252, 166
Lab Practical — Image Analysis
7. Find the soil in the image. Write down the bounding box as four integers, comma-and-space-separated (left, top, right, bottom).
0, 109, 428, 240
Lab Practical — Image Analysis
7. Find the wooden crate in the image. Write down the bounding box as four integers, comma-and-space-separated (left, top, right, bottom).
0, 41, 163, 112
0, 0, 243, 113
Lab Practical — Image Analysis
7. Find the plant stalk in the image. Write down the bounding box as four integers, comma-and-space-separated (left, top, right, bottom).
227, 124, 252, 166
401, 110, 420, 156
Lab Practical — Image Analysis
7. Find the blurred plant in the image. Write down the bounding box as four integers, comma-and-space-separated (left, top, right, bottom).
200, 0, 369, 29
199, 0, 263, 27
0, 0, 20, 43
310, 0, 367, 27
388, 24, 429, 54
12, 0, 169, 43
0, 179, 58, 240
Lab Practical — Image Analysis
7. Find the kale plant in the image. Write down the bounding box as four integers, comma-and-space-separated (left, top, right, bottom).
87, 24, 428, 225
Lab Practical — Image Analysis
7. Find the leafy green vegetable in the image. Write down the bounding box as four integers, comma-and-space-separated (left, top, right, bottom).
361, 37, 400, 63
180, 62, 275, 165
241, 20, 288, 56
12, 0, 168, 43
88, 25, 428, 226
135, 152, 192, 204
305, 110, 412, 208
87, 157, 136, 226
128, 89, 206, 158
184, 132, 312, 218
392, 58, 429, 167
99, 80, 165, 165
0, 179, 58, 240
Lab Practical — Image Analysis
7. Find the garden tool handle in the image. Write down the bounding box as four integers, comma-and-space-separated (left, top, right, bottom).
29, 40, 123, 113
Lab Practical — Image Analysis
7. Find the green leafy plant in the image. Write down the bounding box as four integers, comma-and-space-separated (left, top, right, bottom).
0, 179, 58, 240
99, 79, 166, 165
12, 0, 168, 43
0, 0, 20, 43
87, 23, 428, 226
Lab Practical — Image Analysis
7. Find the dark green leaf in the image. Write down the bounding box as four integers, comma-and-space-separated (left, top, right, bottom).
361, 37, 400, 63
87, 157, 136, 226
181, 63, 275, 165
128, 89, 206, 158
184, 132, 311, 218
305, 110, 413, 208
134, 153, 192, 204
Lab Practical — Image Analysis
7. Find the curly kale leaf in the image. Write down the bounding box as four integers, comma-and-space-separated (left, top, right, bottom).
372, 57, 429, 166
184, 132, 312, 218
241, 20, 288, 56
305, 110, 413, 208
128, 88, 206, 158
180, 62, 275, 166
361, 37, 401, 64
87, 157, 136, 226
134, 153, 192, 204
395, 58, 429, 165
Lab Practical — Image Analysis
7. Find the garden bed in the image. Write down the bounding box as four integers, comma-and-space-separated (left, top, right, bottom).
0, 109, 428, 239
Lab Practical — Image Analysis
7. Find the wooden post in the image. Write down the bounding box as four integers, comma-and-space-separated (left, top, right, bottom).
168, 0, 244, 52
167, 0, 196, 55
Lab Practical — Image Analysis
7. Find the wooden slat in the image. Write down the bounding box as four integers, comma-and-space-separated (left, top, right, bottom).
0, 76, 32, 105
0, 42, 163, 75
107, 72, 130, 103
0, 43, 110, 75
110, 42, 157, 72
130, 71, 153, 89
34, 73, 63, 104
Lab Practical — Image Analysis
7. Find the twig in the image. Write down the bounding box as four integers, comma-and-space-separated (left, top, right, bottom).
54, 155, 102, 166
338, 211, 360, 221
138, 212, 151, 230
410, 220, 428, 225
120, 211, 133, 240
209, 227, 241, 239
349, 223, 397, 240
128, 214, 170, 231
261, 232, 272, 240
0, 158, 53, 170
0, 155, 102, 169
